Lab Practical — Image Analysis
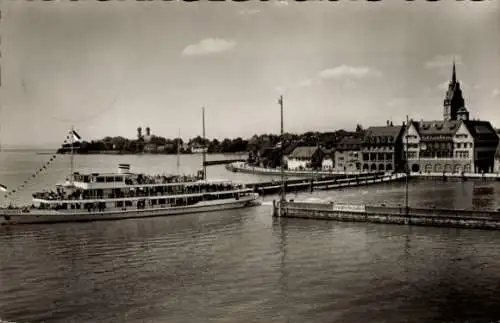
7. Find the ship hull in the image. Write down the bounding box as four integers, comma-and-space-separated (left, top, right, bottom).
0, 194, 261, 225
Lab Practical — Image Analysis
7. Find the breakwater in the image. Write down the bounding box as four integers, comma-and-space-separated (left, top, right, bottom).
246, 173, 405, 195
273, 200, 500, 230
227, 162, 500, 181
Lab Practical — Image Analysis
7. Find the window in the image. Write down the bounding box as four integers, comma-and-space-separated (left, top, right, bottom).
455, 151, 469, 159
407, 152, 417, 159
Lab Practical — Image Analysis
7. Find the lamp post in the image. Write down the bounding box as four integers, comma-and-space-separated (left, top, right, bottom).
279, 95, 285, 203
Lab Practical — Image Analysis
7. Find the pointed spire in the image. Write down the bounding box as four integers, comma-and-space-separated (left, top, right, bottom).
452, 58, 457, 83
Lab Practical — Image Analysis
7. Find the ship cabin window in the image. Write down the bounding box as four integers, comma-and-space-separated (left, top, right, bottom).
96, 177, 105, 183
114, 176, 123, 182
116, 201, 124, 207
125, 201, 133, 207
105, 176, 115, 183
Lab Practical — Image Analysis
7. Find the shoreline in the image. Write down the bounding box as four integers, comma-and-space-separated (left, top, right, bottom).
55, 151, 249, 156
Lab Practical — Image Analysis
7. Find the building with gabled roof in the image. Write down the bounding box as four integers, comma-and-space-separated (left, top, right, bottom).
286, 146, 326, 170
334, 136, 362, 172
361, 122, 405, 173
401, 62, 499, 173
321, 148, 335, 171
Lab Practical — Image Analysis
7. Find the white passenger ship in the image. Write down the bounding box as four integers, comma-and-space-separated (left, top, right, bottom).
0, 163, 260, 225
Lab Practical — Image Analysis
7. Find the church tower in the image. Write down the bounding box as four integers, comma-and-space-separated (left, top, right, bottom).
443, 61, 468, 121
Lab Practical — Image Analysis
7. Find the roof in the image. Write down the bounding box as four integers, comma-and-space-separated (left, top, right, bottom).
409, 119, 499, 144
336, 136, 362, 151
415, 120, 461, 136
462, 120, 499, 141
363, 125, 403, 143
283, 141, 300, 155
288, 146, 322, 159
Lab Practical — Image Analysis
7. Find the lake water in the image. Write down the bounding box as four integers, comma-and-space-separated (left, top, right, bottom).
1, 152, 500, 323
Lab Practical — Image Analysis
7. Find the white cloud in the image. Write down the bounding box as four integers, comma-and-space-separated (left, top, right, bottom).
493, 89, 500, 97
181, 38, 236, 56
425, 54, 463, 69
239, 9, 260, 15
318, 65, 382, 80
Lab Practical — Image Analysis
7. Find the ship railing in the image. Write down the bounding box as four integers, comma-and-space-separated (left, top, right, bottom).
32, 188, 254, 203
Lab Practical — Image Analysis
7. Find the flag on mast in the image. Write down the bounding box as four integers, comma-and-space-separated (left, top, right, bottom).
72, 130, 82, 141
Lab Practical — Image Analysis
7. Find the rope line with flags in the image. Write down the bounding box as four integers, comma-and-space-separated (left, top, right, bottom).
2, 128, 82, 202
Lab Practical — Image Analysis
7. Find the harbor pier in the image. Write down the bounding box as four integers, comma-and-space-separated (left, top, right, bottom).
246, 173, 405, 196
272, 200, 500, 231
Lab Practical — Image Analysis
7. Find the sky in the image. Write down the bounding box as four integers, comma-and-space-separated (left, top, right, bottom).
1, 0, 499, 148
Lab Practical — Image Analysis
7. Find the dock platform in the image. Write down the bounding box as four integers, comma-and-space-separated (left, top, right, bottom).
272, 200, 500, 231
246, 173, 405, 195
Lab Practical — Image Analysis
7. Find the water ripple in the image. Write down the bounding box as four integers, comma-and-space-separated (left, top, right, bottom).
1, 179, 500, 322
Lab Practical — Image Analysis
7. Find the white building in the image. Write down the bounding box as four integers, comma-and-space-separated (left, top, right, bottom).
286, 146, 325, 171
403, 119, 498, 174
495, 142, 500, 173
322, 154, 334, 171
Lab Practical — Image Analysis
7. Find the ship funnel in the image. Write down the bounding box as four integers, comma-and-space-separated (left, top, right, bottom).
118, 163, 131, 174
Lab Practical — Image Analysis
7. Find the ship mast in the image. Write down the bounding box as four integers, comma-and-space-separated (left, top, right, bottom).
177, 128, 181, 175
202, 107, 207, 181
279, 95, 285, 202
70, 125, 75, 184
